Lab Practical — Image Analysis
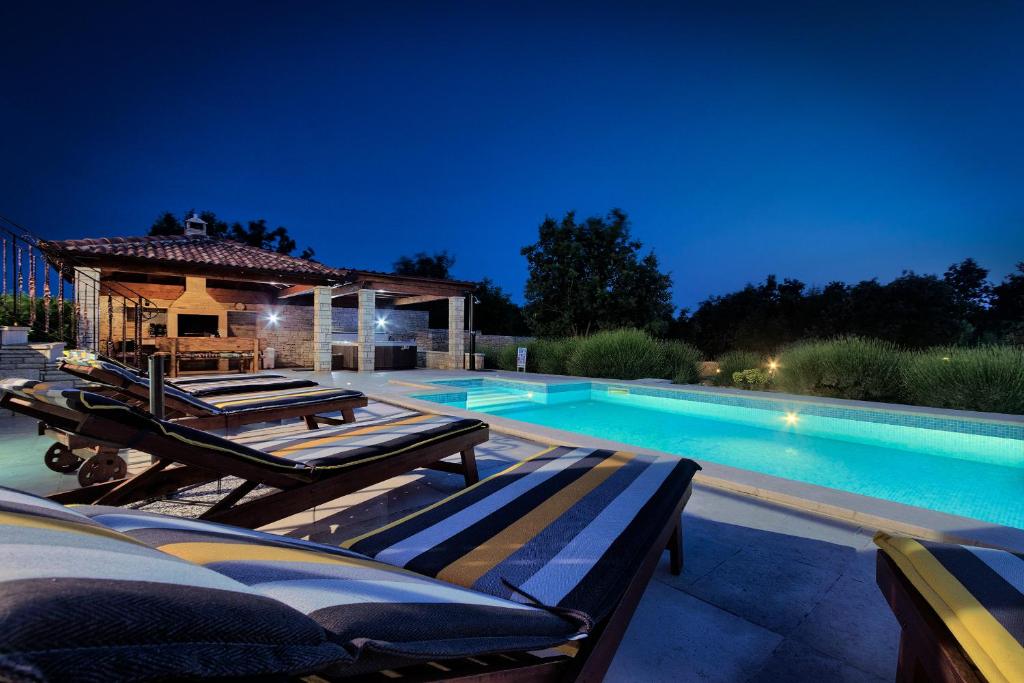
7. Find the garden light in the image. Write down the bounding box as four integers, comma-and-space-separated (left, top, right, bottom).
768, 359, 779, 371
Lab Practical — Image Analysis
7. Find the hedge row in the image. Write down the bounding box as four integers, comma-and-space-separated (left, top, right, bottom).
493, 329, 702, 383
487, 332, 1023, 415
725, 338, 1024, 415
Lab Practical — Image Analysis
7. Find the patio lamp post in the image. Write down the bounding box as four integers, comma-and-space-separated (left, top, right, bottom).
467, 291, 477, 371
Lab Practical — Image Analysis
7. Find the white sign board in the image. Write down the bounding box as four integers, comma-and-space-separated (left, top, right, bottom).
516, 347, 527, 372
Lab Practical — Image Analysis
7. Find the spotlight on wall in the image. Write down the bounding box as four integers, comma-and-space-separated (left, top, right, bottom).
376, 316, 388, 329
265, 312, 280, 326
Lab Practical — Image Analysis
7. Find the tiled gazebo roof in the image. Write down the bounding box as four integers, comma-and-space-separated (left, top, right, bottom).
40, 234, 343, 285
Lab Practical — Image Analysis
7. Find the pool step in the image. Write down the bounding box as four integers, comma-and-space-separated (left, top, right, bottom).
465, 388, 532, 410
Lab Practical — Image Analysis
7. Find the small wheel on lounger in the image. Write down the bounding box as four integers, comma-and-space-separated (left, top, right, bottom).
77, 453, 128, 486
44, 443, 84, 474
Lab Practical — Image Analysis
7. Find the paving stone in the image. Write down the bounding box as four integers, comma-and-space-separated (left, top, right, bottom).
786, 573, 900, 679
606, 581, 782, 683
684, 544, 843, 634
747, 638, 888, 683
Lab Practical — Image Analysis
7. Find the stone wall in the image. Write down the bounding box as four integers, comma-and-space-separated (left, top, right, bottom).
332, 307, 428, 335
416, 330, 534, 353
259, 305, 314, 368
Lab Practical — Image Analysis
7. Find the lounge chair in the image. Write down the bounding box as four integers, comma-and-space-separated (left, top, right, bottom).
874, 532, 1024, 683
0, 379, 486, 528
60, 353, 321, 397
56, 357, 366, 429
0, 432, 699, 681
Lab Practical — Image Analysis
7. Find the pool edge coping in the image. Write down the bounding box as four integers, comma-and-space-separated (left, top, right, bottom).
371, 388, 1024, 554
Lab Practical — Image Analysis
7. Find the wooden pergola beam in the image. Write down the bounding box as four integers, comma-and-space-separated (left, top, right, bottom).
392, 294, 447, 306
276, 284, 315, 299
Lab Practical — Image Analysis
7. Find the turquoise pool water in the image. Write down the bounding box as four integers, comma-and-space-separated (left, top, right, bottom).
414, 379, 1024, 529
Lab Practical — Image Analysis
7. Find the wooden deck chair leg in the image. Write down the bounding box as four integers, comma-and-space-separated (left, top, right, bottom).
460, 446, 479, 485
341, 407, 356, 423
203, 480, 260, 517
303, 415, 321, 430
667, 519, 683, 575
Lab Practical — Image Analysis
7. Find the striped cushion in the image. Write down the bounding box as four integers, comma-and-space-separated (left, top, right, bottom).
203, 385, 364, 414
229, 409, 488, 470
81, 507, 587, 669
0, 487, 348, 681
57, 359, 363, 415
345, 445, 700, 624
58, 358, 216, 413
166, 375, 318, 397
170, 371, 286, 384
875, 532, 1024, 683
1, 380, 481, 476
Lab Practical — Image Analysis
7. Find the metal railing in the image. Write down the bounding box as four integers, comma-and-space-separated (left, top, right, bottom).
0, 214, 161, 369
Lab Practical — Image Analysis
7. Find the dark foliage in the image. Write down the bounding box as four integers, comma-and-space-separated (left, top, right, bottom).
147, 211, 314, 258
521, 209, 674, 337
473, 278, 529, 335
393, 251, 456, 279
683, 259, 1022, 356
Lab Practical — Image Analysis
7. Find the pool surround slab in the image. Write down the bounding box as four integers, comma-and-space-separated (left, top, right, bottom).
367, 372, 1024, 553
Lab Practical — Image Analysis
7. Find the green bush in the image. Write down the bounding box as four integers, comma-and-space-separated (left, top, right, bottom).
663, 340, 703, 384
732, 368, 771, 390
903, 346, 1024, 415
565, 329, 670, 380
775, 337, 904, 402
493, 344, 518, 371
713, 350, 762, 387
493, 338, 577, 374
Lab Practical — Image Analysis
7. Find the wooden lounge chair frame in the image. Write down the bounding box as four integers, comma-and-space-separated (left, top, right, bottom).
875, 551, 984, 683
58, 359, 368, 430
2, 389, 486, 530
341, 485, 692, 682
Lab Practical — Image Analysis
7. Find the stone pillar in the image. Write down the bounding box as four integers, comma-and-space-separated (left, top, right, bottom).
357, 289, 376, 372
312, 286, 333, 373
448, 296, 465, 369
74, 267, 101, 352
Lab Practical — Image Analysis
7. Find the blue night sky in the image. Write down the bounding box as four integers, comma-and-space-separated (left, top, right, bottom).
1, 1, 1022, 310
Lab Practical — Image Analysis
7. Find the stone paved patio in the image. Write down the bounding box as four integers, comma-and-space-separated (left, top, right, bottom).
0, 389, 900, 681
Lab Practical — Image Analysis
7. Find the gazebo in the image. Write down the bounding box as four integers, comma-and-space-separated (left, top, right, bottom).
40, 220, 476, 373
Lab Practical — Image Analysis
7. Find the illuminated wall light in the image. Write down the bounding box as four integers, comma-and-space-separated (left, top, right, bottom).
265, 312, 280, 326
375, 316, 388, 329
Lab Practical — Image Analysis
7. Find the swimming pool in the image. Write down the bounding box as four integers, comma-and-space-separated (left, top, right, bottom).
413, 378, 1024, 529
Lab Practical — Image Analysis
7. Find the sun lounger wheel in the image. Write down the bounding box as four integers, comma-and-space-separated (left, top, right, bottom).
44, 444, 85, 474
77, 452, 127, 486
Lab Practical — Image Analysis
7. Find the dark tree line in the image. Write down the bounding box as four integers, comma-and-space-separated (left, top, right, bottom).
148, 210, 315, 259
676, 259, 1024, 357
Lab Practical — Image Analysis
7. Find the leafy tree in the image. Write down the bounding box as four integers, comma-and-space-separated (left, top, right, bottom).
393, 251, 456, 279
473, 278, 528, 335
521, 209, 674, 337
990, 262, 1024, 344
146, 211, 313, 258
943, 257, 991, 339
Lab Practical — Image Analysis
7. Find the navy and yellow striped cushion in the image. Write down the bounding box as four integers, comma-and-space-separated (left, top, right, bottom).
0, 381, 480, 477
345, 445, 700, 625
0, 487, 348, 681
229, 409, 488, 471
57, 360, 364, 415
82, 507, 587, 669
875, 532, 1024, 683
202, 385, 364, 413
167, 375, 316, 397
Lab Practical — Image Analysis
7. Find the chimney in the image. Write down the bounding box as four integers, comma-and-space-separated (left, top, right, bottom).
184, 213, 207, 236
